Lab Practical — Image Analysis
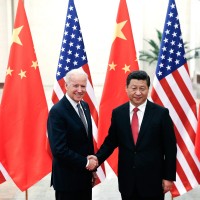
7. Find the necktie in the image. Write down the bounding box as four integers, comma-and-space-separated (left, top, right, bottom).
77, 103, 88, 133
131, 107, 139, 144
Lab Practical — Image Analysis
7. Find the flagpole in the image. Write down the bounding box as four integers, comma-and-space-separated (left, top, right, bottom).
25, 190, 28, 200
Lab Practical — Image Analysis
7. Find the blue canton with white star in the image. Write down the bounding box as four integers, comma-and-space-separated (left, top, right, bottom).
56, 0, 88, 81
156, 0, 186, 80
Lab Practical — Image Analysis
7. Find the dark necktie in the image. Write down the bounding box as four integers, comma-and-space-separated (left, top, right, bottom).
77, 103, 88, 133
131, 107, 139, 144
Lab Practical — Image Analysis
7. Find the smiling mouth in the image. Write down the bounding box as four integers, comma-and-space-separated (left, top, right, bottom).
134, 97, 141, 100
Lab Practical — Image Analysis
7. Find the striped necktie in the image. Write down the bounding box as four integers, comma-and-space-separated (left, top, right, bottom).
77, 103, 88, 133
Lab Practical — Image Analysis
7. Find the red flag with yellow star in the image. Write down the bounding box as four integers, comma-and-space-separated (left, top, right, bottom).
97, 0, 139, 175
0, 0, 51, 191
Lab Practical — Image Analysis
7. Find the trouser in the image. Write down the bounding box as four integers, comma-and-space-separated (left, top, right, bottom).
55, 190, 92, 200
121, 192, 164, 200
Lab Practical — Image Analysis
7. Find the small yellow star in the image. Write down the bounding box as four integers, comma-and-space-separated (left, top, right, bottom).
12, 26, 23, 45
113, 20, 127, 43
6, 67, 14, 76
31, 61, 38, 70
18, 70, 26, 79
122, 64, 131, 73
109, 61, 117, 71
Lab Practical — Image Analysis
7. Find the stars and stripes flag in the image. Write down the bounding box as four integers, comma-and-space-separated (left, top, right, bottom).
97, 0, 139, 175
151, 0, 200, 197
51, 0, 105, 184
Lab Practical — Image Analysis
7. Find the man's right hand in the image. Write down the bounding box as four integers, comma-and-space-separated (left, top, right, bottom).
86, 155, 98, 171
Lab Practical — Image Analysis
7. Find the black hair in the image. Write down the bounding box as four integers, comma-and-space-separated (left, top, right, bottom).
126, 70, 150, 87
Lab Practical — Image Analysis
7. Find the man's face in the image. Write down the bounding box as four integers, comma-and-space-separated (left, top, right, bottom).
126, 79, 149, 107
66, 74, 87, 103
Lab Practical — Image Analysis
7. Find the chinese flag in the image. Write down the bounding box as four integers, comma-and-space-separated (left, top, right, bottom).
0, 0, 51, 191
195, 104, 200, 161
97, 0, 139, 174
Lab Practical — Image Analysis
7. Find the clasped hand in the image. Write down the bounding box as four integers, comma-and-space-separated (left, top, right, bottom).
86, 155, 98, 171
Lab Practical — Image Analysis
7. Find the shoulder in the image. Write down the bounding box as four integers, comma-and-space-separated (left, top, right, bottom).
113, 102, 129, 113
49, 96, 68, 113
147, 99, 169, 114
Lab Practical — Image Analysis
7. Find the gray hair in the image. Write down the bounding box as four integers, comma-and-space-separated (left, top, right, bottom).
65, 68, 88, 85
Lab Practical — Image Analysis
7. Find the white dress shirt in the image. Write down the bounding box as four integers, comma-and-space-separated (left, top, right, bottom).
129, 100, 147, 131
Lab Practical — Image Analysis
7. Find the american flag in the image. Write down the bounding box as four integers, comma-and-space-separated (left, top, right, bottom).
151, 0, 200, 197
51, 0, 105, 184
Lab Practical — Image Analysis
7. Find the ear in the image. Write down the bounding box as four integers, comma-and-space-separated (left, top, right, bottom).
125, 87, 128, 94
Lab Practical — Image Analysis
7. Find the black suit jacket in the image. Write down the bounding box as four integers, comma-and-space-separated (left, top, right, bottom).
47, 96, 94, 192
96, 100, 177, 198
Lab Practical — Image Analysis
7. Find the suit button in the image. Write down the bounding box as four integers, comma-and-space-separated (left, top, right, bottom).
134, 151, 136, 154
133, 166, 136, 169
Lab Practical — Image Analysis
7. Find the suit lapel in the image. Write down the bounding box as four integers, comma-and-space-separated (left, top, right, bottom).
136, 100, 154, 145
120, 103, 136, 148
62, 97, 89, 136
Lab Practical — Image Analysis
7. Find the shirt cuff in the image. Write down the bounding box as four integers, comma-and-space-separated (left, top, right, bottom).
86, 159, 89, 167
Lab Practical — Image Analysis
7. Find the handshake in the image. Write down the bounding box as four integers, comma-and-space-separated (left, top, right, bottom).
86, 155, 99, 171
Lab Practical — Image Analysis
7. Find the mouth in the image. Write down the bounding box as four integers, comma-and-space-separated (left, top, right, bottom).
134, 97, 141, 101
76, 93, 83, 98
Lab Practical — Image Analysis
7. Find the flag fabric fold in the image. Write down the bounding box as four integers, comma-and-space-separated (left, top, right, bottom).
51, 0, 105, 184
0, 171, 6, 184
151, 0, 200, 197
97, 0, 139, 175
0, 0, 51, 191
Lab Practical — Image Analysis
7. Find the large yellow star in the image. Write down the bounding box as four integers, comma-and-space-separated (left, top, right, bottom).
113, 20, 127, 42
31, 60, 38, 70
18, 70, 26, 79
109, 61, 117, 71
6, 67, 14, 76
122, 64, 131, 73
12, 26, 23, 45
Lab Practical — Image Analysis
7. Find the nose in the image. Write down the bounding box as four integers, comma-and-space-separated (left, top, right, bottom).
77, 85, 86, 93
135, 89, 141, 95
77, 86, 82, 92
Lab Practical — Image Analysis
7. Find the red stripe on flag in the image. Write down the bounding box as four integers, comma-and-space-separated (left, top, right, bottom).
151, 88, 164, 107
176, 161, 192, 191
173, 68, 197, 115
174, 126, 200, 183
159, 78, 196, 141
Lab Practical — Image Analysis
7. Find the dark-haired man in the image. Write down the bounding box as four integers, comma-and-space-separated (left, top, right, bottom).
89, 70, 177, 200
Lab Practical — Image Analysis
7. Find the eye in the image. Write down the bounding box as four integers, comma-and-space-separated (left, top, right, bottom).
131, 87, 136, 91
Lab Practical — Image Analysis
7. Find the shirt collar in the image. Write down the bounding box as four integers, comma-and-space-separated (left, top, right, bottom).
129, 100, 147, 113
65, 94, 80, 108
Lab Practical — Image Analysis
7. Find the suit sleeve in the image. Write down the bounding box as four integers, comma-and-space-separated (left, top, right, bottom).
162, 108, 177, 181
96, 110, 119, 165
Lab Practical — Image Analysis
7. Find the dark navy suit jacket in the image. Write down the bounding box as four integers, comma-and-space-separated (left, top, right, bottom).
47, 96, 94, 192
96, 100, 177, 198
